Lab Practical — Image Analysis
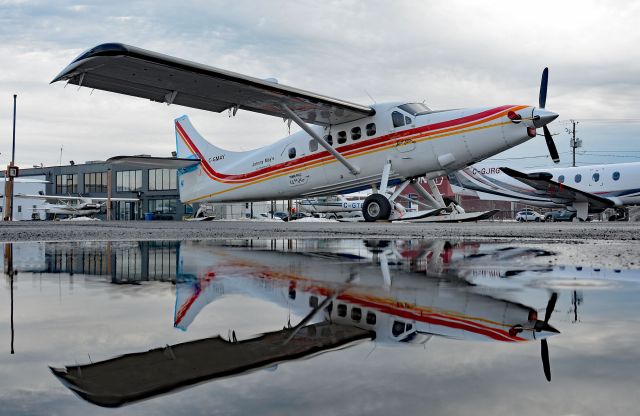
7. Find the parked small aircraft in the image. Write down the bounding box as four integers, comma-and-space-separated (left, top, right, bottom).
53, 43, 559, 222
18, 194, 139, 218
297, 194, 365, 219
449, 162, 640, 220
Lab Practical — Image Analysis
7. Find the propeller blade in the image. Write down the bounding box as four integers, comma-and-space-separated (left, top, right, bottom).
543, 126, 560, 164
544, 292, 558, 323
539, 67, 548, 109
541, 339, 551, 381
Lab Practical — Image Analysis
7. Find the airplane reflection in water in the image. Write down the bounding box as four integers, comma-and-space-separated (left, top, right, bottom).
50, 239, 562, 408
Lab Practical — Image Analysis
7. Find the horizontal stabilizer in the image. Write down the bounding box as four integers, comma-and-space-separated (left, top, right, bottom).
107, 156, 201, 169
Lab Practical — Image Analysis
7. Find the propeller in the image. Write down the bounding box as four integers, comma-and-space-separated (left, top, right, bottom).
537, 292, 559, 382
538, 68, 560, 163
509, 68, 560, 163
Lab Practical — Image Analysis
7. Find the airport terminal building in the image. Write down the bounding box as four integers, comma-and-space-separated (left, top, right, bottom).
12, 157, 191, 221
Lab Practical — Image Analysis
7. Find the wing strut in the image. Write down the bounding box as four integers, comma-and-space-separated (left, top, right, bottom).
280, 104, 360, 175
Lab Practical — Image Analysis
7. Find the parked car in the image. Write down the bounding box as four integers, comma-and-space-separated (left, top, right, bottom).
544, 209, 577, 222
515, 209, 544, 222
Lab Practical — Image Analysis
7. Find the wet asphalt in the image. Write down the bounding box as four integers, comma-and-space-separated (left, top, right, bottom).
1, 220, 639, 269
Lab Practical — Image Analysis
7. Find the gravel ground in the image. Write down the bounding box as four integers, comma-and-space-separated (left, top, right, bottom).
1, 220, 639, 269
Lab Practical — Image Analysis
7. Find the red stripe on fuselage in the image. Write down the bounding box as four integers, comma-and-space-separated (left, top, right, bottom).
176, 105, 516, 183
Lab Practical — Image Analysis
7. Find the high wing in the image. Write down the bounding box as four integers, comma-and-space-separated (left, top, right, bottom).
500, 167, 614, 209
17, 195, 139, 203
52, 43, 375, 126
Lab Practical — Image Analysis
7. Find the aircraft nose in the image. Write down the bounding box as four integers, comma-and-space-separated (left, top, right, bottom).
532, 108, 559, 128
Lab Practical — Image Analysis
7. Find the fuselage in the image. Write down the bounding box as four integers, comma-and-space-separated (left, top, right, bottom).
176, 102, 538, 204
176, 240, 554, 344
451, 162, 640, 208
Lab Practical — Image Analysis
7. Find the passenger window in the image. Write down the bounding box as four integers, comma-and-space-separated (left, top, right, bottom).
288, 147, 296, 159
324, 134, 333, 146
337, 131, 347, 144
366, 312, 377, 325
613, 171, 620, 181
392, 321, 406, 337
309, 295, 318, 308
558, 175, 565, 183
351, 307, 362, 322
592, 172, 600, 182
575, 174, 582, 183
337, 304, 347, 317
405, 116, 412, 125
309, 139, 318, 152
351, 126, 361, 140
366, 123, 376, 136
392, 111, 405, 128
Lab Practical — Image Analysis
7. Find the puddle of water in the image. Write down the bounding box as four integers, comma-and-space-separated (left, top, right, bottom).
1, 240, 639, 415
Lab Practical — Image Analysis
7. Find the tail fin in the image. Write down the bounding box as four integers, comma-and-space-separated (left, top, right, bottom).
175, 115, 227, 160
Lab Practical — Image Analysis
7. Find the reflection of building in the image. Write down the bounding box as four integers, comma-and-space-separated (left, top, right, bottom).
22, 241, 179, 283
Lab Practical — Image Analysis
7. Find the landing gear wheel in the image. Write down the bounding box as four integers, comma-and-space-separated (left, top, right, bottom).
362, 194, 392, 222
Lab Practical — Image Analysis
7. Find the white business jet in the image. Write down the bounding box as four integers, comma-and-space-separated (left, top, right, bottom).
53, 43, 559, 222
449, 162, 640, 220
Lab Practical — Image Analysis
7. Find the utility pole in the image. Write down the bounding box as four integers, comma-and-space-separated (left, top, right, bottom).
4, 95, 18, 221
565, 120, 581, 167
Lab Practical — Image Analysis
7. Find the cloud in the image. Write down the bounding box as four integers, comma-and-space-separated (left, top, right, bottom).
0, 0, 639, 168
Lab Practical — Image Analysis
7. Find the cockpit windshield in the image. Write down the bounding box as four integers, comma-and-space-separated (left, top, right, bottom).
399, 103, 432, 116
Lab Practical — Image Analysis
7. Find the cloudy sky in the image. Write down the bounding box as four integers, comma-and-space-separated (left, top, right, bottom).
1, 0, 640, 170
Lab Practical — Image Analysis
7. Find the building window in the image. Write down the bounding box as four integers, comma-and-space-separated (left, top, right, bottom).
55, 174, 78, 194
558, 175, 565, 183
351, 126, 361, 141
366, 123, 376, 136
392, 111, 405, 128
184, 204, 193, 215
116, 170, 142, 192
148, 168, 177, 191
309, 139, 318, 152
337, 131, 347, 144
612, 171, 620, 181
592, 172, 600, 182
84, 172, 108, 193
575, 174, 582, 183
148, 198, 177, 214
288, 147, 296, 159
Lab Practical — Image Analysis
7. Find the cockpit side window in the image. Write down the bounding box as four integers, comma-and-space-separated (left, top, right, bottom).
392, 320, 406, 337
392, 111, 405, 128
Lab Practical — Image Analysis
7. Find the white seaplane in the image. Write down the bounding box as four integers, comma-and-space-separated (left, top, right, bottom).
53, 43, 559, 222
